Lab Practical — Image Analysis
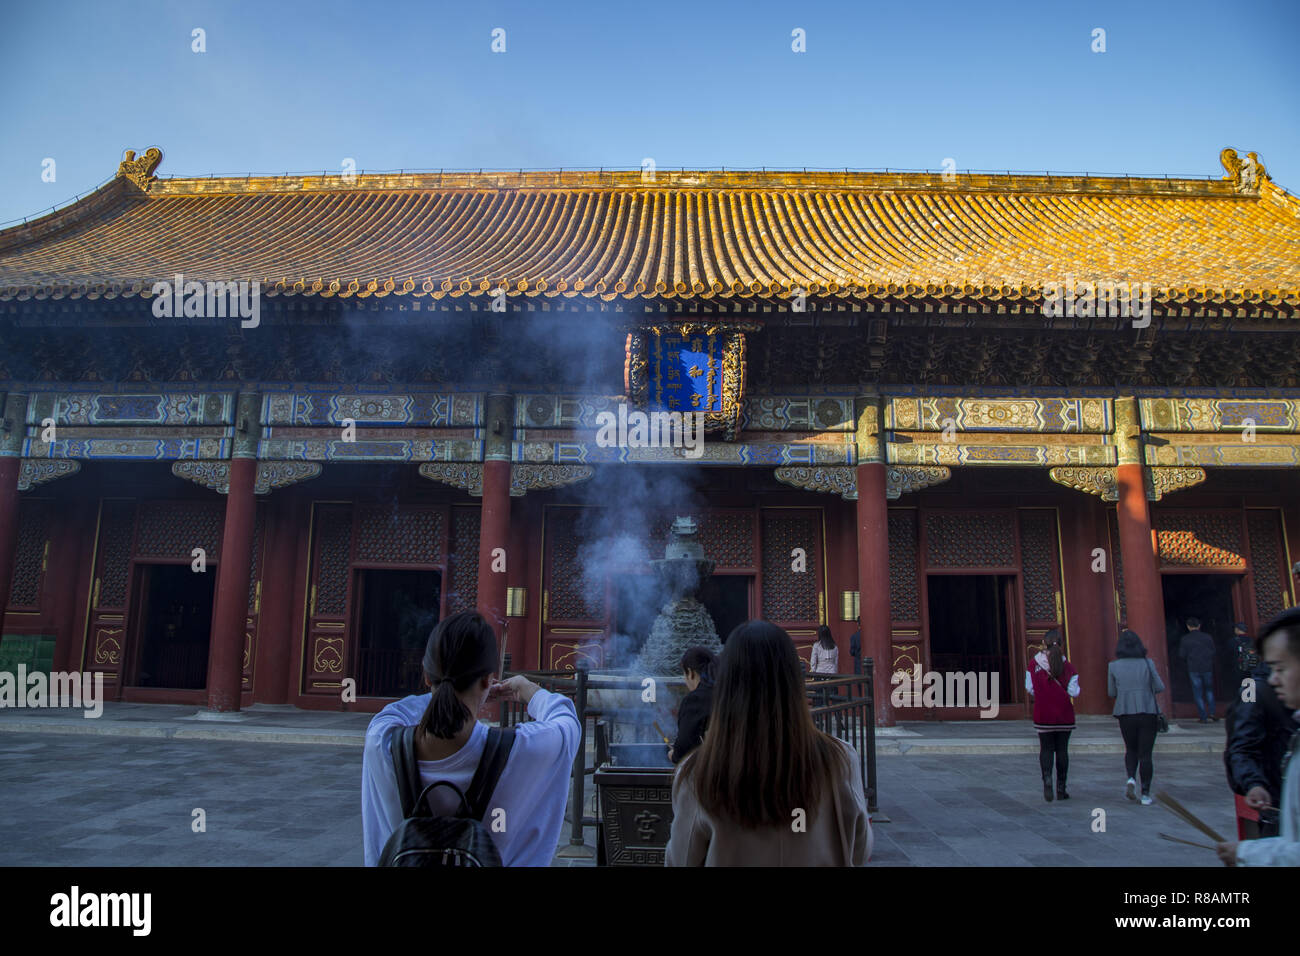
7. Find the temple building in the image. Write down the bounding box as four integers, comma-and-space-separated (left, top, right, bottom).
0, 147, 1297, 725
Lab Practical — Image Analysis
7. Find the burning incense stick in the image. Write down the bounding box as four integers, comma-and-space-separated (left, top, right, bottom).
498, 620, 509, 680
1158, 832, 1217, 851
1155, 791, 1227, 844
652, 721, 670, 744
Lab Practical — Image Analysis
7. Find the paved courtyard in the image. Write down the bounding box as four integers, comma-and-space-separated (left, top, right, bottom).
0, 728, 1238, 867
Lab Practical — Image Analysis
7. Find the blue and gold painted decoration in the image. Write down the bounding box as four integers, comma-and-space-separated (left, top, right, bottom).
256, 438, 482, 462
652, 333, 722, 414
41, 392, 234, 426
1140, 398, 1300, 433
260, 391, 481, 427
886, 397, 1113, 434
23, 437, 230, 459
515, 439, 853, 466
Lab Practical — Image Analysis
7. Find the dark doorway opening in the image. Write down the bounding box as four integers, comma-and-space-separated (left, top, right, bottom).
1161, 573, 1238, 707
131, 564, 216, 689
926, 574, 1015, 704
699, 575, 751, 646
354, 569, 441, 697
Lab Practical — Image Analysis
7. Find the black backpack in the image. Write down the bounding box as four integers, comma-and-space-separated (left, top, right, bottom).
378, 724, 516, 867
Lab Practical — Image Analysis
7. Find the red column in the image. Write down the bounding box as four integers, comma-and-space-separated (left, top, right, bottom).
252, 500, 299, 705
856, 461, 894, 726
1115, 462, 1170, 707
206, 457, 257, 712
0, 456, 19, 618
476, 459, 511, 637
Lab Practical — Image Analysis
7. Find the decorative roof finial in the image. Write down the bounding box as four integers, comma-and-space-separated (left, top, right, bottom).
1220, 147, 1269, 192
117, 147, 164, 190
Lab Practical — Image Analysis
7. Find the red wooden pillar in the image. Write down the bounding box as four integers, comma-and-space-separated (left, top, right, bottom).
476, 393, 513, 641
252, 498, 300, 705
857, 461, 894, 726
206, 457, 257, 712
0, 392, 25, 619
0, 456, 19, 618
1114, 398, 1170, 708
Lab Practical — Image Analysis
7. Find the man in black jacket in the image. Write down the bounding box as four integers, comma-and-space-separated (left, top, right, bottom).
1225, 659, 1299, 838
1179, 617, 1218, 722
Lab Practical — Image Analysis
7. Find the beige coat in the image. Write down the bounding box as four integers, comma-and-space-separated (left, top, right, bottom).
664, 737, 871, 866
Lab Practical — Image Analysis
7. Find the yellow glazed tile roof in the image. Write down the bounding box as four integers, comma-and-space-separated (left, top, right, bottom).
0, 149, 1296, 306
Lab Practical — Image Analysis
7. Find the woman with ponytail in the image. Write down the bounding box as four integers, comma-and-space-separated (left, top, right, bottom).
1025, 629, 1080, 802
362, 610, 580, 866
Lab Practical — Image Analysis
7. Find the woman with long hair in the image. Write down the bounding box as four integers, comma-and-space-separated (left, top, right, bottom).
810, 624, 839, 675
1025, 629, 1080, 801
668, 646, 716, 764
1108, 628, 1166, 806
361, 610, 580, 865
665, 620, 871, 866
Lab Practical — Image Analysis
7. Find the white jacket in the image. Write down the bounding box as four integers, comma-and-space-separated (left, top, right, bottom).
1236, 721, 1300, 866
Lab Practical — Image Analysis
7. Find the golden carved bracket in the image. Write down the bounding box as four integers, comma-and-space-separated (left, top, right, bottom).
420, 462, 595, 498
117, 147, 163, 190
1048, 465, 1207, 502
171, 460, 322, 495
1048, 466, 1119, 501
773, 464, 950, 500
17, 459, 81, 491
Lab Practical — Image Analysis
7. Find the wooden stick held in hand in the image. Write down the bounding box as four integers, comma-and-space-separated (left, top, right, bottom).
1158, 832, 1217, 851
1155, 790, 1228, 844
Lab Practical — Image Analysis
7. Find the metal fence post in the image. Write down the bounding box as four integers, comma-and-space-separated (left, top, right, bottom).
555, 667, 594, 857
865, 658, 878, 813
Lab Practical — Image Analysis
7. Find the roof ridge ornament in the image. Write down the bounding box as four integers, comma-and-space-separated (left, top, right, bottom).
117, 146, 164, 190
1220, 147, 1268, 192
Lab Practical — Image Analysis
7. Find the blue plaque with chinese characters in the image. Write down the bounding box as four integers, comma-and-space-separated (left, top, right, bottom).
651, 333, 722, 413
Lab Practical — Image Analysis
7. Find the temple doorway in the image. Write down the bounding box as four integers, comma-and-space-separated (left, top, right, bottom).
353, 569, 441, 697
926, 574, 1016, 704
1161, 573, 1239, 708
699, 574, 751, 646
128, 564, 215, 689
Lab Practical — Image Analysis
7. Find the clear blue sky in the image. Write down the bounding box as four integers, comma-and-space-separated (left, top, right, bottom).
1, 0, 1296, 224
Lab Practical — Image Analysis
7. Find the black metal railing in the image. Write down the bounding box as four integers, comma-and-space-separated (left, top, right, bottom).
806, 660, 878, 813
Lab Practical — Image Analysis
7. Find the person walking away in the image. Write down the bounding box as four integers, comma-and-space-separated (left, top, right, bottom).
1225, 650, 1298, 839
665, 620, 871, 866
1179, 616, 1218, 723
1108, 629, 1165, 806
810, 625, 839, 675
849, 617, 862, 675
1218, 607, 1300, 866
361, 610, 580, 866
1026, 629, 1080, 801
669, 646, 716, 764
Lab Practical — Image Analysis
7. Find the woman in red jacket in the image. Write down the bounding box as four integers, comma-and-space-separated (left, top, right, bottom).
1025, 629, 1081, 801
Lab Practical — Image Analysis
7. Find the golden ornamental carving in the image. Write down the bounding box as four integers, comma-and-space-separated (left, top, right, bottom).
775, 466, 857, 499
419, 462, 483, 495
1220, 148, 1269, 192
885, 465, 951, 499
509, 464, 594, 497
1048, 466, 1119, 501
117, 147, 163, 190
254, 461, 322, 494
1147, 466, 1207, 500
17, 459, 81, 491
773, 464, 950, 500
171, 460, 230, 493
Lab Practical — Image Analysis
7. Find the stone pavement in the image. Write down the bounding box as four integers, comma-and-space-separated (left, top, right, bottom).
0, 701, 1244, 867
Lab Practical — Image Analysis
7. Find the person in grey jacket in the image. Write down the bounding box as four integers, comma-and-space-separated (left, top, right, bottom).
1108, 629, 1166, 806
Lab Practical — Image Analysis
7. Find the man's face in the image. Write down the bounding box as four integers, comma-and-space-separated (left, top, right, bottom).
1262, 631, 1299, 710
